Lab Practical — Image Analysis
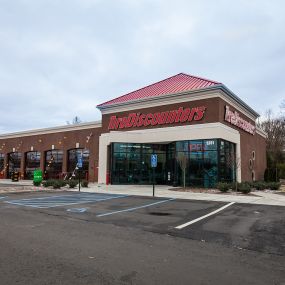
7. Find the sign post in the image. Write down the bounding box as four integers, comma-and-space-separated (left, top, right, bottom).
77, 154, 83, 192
151, 154, 158, 197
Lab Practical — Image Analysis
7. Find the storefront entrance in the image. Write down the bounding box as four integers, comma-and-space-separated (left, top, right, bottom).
111, 143, 168, 184
110, 139, 236, 187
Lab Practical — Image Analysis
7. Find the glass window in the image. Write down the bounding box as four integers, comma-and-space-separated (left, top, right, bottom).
25, 151, 41, 180
44, 150, 63, 179
110, 139, 236, 188
189, 140, 204, 152
219, 140, 236, 183
176, 141, 189, 152
67, 149, 89, 180
204, 139, 217, 151
0, 153, 5, 178
110, 143, 168, 185
8, 152, 22, 178
0, 153, 4, 172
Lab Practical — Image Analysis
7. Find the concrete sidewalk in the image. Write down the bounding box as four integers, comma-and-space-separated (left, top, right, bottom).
73, 183, 285, 207
1, 179, 285, 206
0, 179, 33, 186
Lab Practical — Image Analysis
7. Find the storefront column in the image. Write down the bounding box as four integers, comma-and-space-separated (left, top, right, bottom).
40, 151, 45, 177
62, 149, 67, 176
3, 153, 8, 179
20, 153, 25, 180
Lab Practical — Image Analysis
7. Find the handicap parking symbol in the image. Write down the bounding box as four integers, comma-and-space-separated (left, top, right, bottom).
151, 154, 158, 168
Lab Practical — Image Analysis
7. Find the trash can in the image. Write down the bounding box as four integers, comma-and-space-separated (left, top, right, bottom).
11, 171, 19, 182
33, 170, 43, 184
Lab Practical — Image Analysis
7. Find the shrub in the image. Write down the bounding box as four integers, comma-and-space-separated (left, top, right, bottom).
253, 181, 267, 190
81, 180, 89, 188
68, 180, 78, 189
81, 180, 88, 188
42, 179, 55, 188
230, 182, 238, 191
267, 182, 281, 190
52, 180, 62, 189
237, 182, 251, 194
33, 180, 41, 186
217, 182, 230, 193
57, 180, 67, 188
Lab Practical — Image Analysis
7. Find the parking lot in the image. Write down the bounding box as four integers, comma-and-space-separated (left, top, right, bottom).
0, 191, 285, 284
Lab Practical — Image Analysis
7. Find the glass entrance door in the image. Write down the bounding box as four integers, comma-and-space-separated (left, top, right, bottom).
111, 143, 168, 185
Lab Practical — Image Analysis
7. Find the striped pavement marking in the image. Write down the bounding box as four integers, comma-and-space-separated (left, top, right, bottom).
5, 193, 128, 209
175, 202, 235, 229
97, 198, 175, 217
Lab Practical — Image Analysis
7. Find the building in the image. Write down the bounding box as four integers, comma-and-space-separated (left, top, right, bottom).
0, 73, 267, 187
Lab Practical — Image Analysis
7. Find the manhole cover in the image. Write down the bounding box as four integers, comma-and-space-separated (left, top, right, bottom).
149, 212, 171, 216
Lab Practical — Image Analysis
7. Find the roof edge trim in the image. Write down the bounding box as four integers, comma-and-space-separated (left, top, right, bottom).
0, 121, 102, 139
97, 84, 259, 118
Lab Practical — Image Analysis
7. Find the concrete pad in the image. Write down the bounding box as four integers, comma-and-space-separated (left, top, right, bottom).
69, 183, 285, 207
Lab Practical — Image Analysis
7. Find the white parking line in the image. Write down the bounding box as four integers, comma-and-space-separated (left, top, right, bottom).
97, 198, 175, 217
175, 202, 235, 230
5, 194, 129, 208
0, 196, 7, 200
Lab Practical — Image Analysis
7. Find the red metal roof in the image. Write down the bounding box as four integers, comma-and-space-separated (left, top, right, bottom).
97, 73, 221, 108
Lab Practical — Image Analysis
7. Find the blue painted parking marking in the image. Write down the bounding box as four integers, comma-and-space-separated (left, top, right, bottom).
67, 208, 88, 213
97, 198, 175, 217
0, 196, 7, 200
5, 193, 128, 209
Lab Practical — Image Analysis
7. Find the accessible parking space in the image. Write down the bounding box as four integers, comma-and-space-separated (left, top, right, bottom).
4, 192, 128, 208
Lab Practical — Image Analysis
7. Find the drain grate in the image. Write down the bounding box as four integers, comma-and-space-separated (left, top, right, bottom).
149, 212, 171, 216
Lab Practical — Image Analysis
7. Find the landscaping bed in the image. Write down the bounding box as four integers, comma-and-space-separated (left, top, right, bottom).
170, 187, 260, 196
169, 181, 282, 195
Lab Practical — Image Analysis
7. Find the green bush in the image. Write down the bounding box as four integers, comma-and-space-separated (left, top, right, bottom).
230, 182, 238, 191
267, 182, 281, 190
68, 180, 78, 189
57, 180, 67, 187
277, 163, 285, 179
252, 181, 267, 190
52, 180, 62, 189
237, 182, 251, 194
33, 180, 41, 186
42, 179, 55, 188
81, 180, 89, 188
216, 182, 230, 193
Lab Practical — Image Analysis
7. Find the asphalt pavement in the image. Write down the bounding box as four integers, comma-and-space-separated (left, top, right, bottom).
0, 191, 284, 285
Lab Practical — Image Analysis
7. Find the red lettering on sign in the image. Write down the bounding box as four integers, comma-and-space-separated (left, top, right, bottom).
108, 106, 206, 130
224, 105, 255, 135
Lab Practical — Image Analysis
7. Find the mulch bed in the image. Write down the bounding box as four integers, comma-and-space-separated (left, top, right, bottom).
169, 187, 260, 197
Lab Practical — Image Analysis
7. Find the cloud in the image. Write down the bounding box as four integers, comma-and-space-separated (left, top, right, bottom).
0, 0, 284, 133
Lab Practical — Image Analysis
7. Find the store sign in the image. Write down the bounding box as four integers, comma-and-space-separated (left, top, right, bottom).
108, 106, 206, 130
224, 105, 255, 135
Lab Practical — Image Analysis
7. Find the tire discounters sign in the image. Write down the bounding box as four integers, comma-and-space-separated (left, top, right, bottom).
108, 106, 206, 130
224, 105, 256, 135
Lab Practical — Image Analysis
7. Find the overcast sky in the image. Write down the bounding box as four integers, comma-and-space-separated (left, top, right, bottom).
0, 0, 284, 133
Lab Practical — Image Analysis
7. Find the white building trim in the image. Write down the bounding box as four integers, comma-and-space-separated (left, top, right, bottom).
99, 89, 258, 122
98, 123, 241, 184
0, 121, 102, 139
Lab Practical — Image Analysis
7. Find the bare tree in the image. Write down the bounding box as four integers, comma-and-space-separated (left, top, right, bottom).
261, 110, 285, 167
177, 153, 188, 188
226, 149, 241, 191
66, 116, 82, 125
280, 100, 285, 111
